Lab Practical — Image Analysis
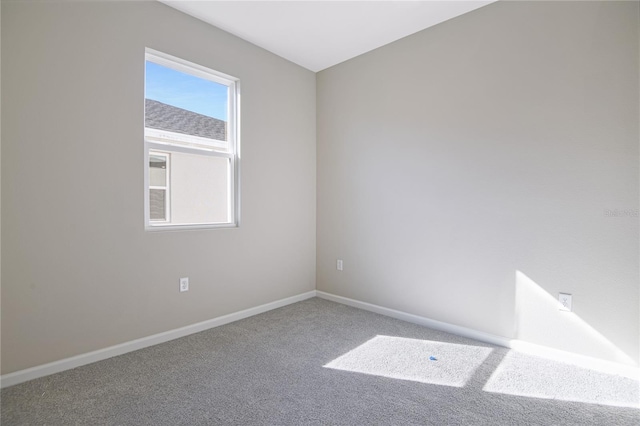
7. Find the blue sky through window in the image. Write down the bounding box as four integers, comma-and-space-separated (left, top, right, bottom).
145, 61, 228, 121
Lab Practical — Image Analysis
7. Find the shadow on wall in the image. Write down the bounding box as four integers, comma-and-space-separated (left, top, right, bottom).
514, 271, 636, 367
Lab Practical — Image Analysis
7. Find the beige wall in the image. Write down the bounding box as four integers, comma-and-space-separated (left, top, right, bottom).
317, 1, 639, 365
1, 1, 316, 373
2, 0, 638, 375
0, 0, 3, 374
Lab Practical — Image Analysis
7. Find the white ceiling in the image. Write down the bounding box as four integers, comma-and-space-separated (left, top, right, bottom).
160, 1, 496, 72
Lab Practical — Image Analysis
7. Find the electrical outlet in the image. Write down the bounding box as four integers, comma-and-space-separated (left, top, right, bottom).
180, 277, 189, 292
558, 293, 572, 311
337, 259, 343, 271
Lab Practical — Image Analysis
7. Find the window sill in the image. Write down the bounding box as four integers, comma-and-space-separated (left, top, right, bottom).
145, 223, 239, 232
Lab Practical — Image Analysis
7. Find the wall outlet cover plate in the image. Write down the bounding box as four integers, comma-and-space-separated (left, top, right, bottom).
558, 293, 572, 311
180, 277, 189, 292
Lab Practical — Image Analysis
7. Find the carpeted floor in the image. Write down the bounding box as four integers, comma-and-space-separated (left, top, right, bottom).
1, 298, 639, 425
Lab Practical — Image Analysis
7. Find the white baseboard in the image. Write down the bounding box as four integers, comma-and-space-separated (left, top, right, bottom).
316, 291, 639, 380
1, 290, 317, 389
4, 289, 637, 388
316, 291, 511, 347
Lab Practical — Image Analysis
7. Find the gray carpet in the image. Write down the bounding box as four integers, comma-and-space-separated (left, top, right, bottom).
2, 298, 639, 425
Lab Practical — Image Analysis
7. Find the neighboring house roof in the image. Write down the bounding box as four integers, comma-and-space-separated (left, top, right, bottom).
145, 99, 226, 141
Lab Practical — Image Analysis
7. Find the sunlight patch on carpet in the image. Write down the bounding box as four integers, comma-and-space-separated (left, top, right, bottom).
324, 335, 492, 387
483, 351, 640, 408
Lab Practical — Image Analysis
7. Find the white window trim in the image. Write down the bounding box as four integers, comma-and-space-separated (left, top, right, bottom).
144, 48, 241, 231
145, 128, 228, 152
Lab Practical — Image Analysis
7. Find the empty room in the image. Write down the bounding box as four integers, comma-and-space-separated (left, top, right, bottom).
1, 0, 639, 424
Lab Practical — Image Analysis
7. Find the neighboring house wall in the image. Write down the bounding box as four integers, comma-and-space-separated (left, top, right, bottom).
170, 152, 229, 225
317, 1, 639, 365
1, 1, 316, 374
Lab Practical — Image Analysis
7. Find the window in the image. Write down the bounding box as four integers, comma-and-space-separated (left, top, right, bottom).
149, 152, 169, 222
144, 49, 240, 229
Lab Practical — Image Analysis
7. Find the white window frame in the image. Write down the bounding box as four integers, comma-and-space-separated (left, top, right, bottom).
144, 48, 240, 231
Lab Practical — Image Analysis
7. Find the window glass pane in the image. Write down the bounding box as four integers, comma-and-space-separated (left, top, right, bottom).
145, 61, 228, 144
149, 189, 166, 221
144, 50, 238, 229
149, 154, 167, 187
